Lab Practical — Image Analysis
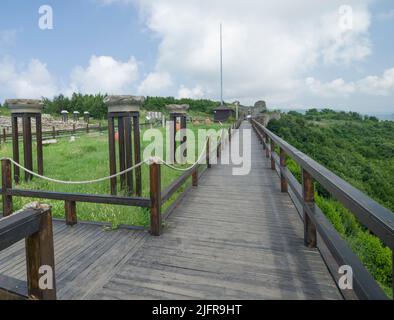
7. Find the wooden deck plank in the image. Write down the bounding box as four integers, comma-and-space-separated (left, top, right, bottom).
91, 122, 342, 300
0, 121, 342, 300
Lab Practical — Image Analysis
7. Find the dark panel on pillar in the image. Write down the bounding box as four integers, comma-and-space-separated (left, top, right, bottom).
118, 117, 126, 189
108, 116, 117, 195
11, 115, 20, 184
22, 116, 33, 181
181, 115, 187, 159
36, 114, 43, 175
124, 114, 134, 195
169, 114, 176, 164
133, 114, 142, 196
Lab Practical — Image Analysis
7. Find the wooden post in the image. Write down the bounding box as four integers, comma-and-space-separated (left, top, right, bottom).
150, 162, 161, 236
118, 117, 126, 189
36, 114, 43, 176
192, 168, 198, 187
124, 115, 134, 195
22, 115, 33, 181
228, 127, 231, 143
1, 159, 13, 217
280, 148, 288, 193
206, 137, 211, 168
180, 115, 187, 159
52, 126, 56, 139
99, 122, 102, 133
302, 169, 317, 248
265, 135, 270, 158
169, 114, 176, 163
11, 116, 20, 184
72, 123, 76, 135
65, 200, 77, 226
25, 207, 57, 300
133, 115, 142, 197
86, 123, 89, 133
108, 116, 117, 195
2, 128, 6, 143
270, 139, 276, 170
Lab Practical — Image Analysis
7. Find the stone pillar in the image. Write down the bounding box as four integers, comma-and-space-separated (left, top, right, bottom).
73, 111, 80, 122
166, 104, 189, 163
61, 110, 69, 123
6, 99, 44, 183
84, 111, 90, 123
104, 95, 145, 196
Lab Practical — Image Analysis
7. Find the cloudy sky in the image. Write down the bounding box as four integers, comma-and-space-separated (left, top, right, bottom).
0, 0, 393, 113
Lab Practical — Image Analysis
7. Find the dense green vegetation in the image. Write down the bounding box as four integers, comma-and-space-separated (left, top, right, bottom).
0, 94, 221, 119
267, 109, 394, 297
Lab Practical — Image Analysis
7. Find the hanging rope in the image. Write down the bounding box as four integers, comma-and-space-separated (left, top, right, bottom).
0, 157, 146, 185
0, 126, 231, 183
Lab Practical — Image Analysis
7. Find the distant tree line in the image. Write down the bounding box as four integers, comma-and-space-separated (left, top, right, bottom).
1, 94, 222, 119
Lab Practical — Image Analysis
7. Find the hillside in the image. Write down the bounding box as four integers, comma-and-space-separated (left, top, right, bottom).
267, 109, 394, 297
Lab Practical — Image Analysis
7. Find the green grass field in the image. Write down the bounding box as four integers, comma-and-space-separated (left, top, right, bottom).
0, 123, 226, 228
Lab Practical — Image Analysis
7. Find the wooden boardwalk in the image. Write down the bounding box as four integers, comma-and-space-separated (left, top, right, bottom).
0, 122, 342, 300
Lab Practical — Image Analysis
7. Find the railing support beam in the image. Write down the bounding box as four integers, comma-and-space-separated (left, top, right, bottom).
280, 148, 288, 193
302, 169, 317, 248
1, 159, 13, 217
150, 162, 162, 236
270, 139, 276, 170
25, 207, 57, 300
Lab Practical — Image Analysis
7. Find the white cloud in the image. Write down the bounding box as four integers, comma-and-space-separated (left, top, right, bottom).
305, 77, 355, 97
319, 6, 371, 64
177, 85, 205, 99
306, 68, 394, 97
357, 68, 394, 96
68, 55, 139, 95
0, 57, 58, 100
138, 72, 172, 95
134, 0, 373, 105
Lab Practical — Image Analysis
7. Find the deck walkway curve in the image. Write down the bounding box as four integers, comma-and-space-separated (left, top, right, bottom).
0, 122, 342, 300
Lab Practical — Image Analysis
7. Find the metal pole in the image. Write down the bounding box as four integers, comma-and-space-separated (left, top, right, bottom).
220, 23, 224, 107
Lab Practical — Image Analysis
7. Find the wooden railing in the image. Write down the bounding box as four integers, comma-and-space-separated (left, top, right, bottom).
251, 118, 394, 300
150, 120, 242, 236
1, 158, 151, 227
0, 205, 56, 300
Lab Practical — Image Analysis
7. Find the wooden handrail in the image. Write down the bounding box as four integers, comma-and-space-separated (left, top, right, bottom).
0, 206, 56, 300
251, 118, 393, 300
252, 119, 394, 249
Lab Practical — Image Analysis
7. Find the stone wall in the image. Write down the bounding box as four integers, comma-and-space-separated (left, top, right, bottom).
0, 114, 90, 133
254, 112, 281, 126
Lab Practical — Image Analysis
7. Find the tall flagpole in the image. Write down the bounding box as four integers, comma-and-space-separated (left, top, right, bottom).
220, 23, 224, 106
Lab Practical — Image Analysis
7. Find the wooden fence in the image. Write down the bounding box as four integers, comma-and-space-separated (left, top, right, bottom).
251, 118, 394, 300
1, 120, 242, 234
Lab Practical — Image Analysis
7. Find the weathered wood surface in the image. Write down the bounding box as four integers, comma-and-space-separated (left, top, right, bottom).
0, 122, 341, 299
